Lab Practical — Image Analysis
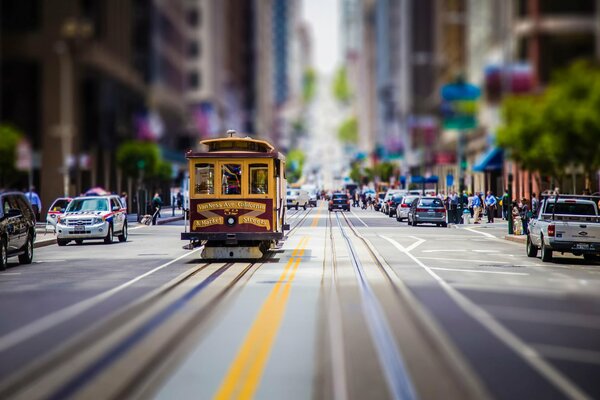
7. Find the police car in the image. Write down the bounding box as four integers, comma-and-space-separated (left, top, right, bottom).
56, 195, 128, 246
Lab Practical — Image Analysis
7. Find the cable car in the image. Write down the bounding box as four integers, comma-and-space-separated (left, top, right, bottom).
181, 131, 288, 259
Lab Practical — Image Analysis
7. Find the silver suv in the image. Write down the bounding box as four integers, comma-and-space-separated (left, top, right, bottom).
56, 195, 128, 246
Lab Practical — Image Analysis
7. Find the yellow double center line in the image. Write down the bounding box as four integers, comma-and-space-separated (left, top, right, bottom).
214, 236, 310, 400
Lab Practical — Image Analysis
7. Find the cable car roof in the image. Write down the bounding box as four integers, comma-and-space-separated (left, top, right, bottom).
200, 136, 275, 153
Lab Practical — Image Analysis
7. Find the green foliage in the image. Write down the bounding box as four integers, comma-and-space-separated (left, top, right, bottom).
497, 60, 600, 182
361, 162, 395, 183
332, 67, 352, 104
286, 149, 305, 183
0, 124, 24, 187
338, 116, 358, 144
349, 164, 362, 183
151, 160, 173, 183
302, 68, 317, 103
116, 140, 161, 178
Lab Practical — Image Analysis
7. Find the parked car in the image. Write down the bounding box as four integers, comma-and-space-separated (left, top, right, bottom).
527, 195, 600, 262
329, 192, 350, 212
381, 189, 402, 215
56, 195, 128, 246
45, 197, 72, 232
286, 189, 310, 210
407, 196, 447, 227
0, 191, 36, 270
394, 195, 419, 221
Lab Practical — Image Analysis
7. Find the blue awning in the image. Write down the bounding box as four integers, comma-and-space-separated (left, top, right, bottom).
473, 147, 503, 172
411, 175, 439, 184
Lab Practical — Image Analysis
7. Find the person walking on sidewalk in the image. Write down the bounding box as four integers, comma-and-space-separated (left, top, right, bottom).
151, 192, 163, 225
531, 193, 539, 216
485, 191, 497, 223
449, 191, 459, 224
472, 193, 482, 224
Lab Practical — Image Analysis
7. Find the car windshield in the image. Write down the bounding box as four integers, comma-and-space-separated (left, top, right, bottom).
50, 199, 70, 211
545, 202, 597, 216
403, 196, 418, 204
333, 194, 347, 199
420, 198, 444, 207
66, 198, 109, 212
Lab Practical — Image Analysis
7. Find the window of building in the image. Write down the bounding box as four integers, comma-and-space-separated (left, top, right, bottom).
188, 71, 201, 89
221, 164, 242, 195
249, 164, 269, 194
188, 41, 201, 58
188, 8, 200, 27
195, 163, 214, 195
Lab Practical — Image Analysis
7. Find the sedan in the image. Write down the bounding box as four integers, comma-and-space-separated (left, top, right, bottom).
395, 195, 418, 221
407, 197, 447, 227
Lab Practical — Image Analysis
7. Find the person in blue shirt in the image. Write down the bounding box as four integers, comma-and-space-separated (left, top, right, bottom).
24, 186, 42, 221
485, 191, 497, 223
472, 192, 482, 223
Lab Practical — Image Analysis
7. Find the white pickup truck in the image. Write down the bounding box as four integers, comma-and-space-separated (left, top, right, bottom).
527, 196, 600, 262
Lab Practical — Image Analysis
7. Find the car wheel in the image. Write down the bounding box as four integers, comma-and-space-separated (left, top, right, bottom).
583, 254, 599, 263
104, 224, 113, 244
118, 223, 128, 242
526, 235, 538, 258
442, 223, 447, 228
75, 239, 84, 245
540, 241, 552, 262
18, 233, 34, 264
57, 239, 69, 246
0, 237, 7, 271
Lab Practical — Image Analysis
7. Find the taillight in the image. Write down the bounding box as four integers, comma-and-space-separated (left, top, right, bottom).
548, 225, 555, 237
347, 200, 351, 205
416, 208, 427, 212
329, 200, 333, 205
401, 204, 409, 208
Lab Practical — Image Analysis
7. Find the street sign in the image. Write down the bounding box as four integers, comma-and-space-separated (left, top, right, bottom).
446, 174, 454, 187
440, 81, 481, 130
16, 139, 32, 171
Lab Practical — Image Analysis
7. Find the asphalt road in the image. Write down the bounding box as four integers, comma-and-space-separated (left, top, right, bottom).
0, 204, 599, 399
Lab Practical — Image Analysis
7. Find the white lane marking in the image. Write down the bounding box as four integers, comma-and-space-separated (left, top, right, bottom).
533, 344, 600, 366
429, 267, 529, 276
464, 227, 497, 239
405, 236, 426, 252
0, 248, 203, 353
422, 249, 469, 253
129, 225, 146, 231
350, 211, 369, 227
380, 235, 589, 400
418, 257, 512, 264
0, 272, 21, 275
472, 249, 500, 253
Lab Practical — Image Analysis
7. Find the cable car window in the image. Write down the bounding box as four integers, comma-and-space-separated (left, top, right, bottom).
249, 164, 269, 194
222, 164, 242, 195
195, 163, 214, 195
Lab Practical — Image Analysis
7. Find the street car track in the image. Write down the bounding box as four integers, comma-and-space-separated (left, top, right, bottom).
333, 212, 417, 400
0, 207, 317, 399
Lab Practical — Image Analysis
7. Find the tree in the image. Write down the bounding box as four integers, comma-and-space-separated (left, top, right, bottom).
286, 149, 305, 183
497, 60, 600, 189
0, 124, 24, 188
302, 68, 317, 104
337, 116, 358, 144
332, 66, 352, 104
116, 140, 161, 179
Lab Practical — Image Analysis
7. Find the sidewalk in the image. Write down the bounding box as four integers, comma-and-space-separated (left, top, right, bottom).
127, 207, 185, 225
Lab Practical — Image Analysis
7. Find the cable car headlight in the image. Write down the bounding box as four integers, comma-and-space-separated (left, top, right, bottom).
226, 216, 236, 226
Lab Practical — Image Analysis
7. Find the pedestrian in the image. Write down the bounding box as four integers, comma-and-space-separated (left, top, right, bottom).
367, 195, 374, 211
468, 192, 474, 218
449, 191, 459, 224
531, 193, 539, 216
520, 198, 530, 235
177, 191, 183, 210
24, 186, 42, 221
502, 189, 509, 220
120, 192, 128, 209
512, 201, 522, 235
472, 192, 482, 224
353, 191, 360, 207
485, 191, 497, 223
151, 192, 163, 225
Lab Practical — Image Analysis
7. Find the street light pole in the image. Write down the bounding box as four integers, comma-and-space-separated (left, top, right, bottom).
56, 42, 73, 197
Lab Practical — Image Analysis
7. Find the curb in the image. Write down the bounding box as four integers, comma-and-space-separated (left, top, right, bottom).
504, 235, 526, 244
156, 215, 184, 225
34, 237, 56, 249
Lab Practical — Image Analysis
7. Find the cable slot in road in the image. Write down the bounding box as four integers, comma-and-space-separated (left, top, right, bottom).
334, 212, 417, 400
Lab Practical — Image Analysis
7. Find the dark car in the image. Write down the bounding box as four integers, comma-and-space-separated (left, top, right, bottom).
329, 192, 350, 212
388, 194, 404, 217
1, 192, 37, 270
407, 196, 447, 227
